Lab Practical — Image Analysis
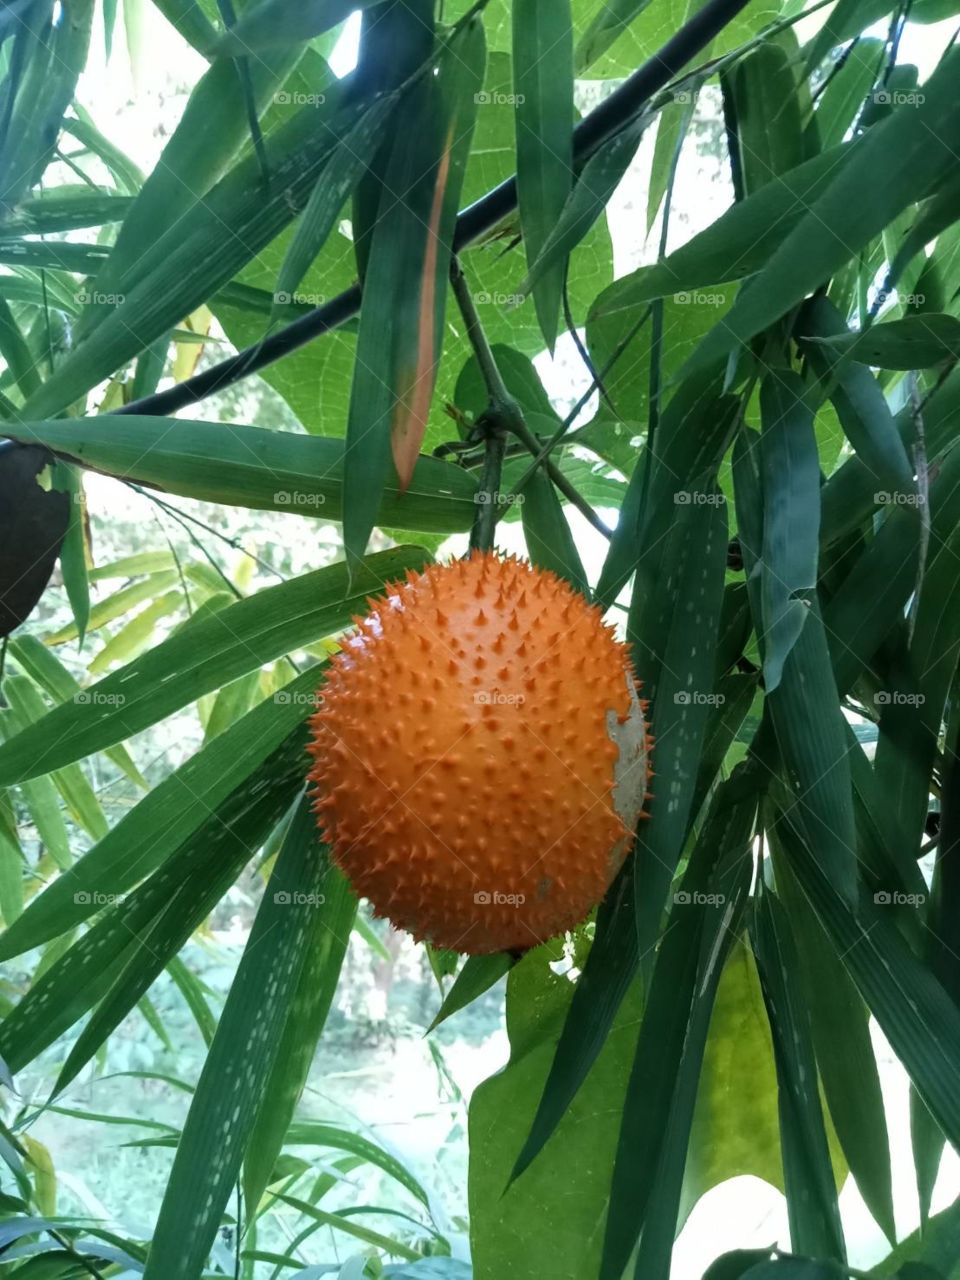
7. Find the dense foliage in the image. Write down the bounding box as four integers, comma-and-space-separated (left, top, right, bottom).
1, 0, 960, 1276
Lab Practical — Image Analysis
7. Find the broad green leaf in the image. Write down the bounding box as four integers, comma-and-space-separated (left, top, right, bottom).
513, 0, 573, 351
682, 940, 782, 1221
507, 861, 639, 1185
342, 21, 483, 562
0, 546, 429, 787
469, 939, 644, 1280
757, 370, 820, 692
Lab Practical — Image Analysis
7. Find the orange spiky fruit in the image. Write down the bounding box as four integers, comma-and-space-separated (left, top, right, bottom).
307, 552, 651, 954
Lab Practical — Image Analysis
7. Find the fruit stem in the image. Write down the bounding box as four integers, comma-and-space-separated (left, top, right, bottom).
450, 258, 610, 545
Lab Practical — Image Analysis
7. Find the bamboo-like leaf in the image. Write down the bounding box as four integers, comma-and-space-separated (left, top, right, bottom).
630, 489, 729, 966
2, 417, 479, 536
757, 371, 820, 692
590, 144, 855, 317
428, 953, 514, 1032
215, 0, 381, 55
0, 729, 308, 1076
520, 468, 588, 594
243, 866, 357, 1212
752, 890, 845, 1261
684, 49, 960, 373
772, 848, 896, 1242
806, 313, 960, 370
272, 95, 396, 322
734, 435, 858, 904
516, 117, 644, 301
343, 21, 483, 563
513, 0, 574, 351
601, 774, 758, 1280
727, 43, 805, 195
809, 38, 884, 151
575, 0, 654, 73
141, 795, 336, 1280
775, 810, 960, 1156
0, 546, 428, 788
0, 665, 328, 962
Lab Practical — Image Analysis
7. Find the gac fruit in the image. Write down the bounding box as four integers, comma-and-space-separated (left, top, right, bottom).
307, 552, 651, 953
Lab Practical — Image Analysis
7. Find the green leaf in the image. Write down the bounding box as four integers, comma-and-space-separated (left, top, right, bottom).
772, 848, 896, 1243
685, 50, 960, 373
215, 0, 379, 54
3, 416, 479, 536
512, 0, 573, 351
601, 774, 758, 1280
516, 117, 644, 301
629, 488, 729, 967
243, 868, 357, 1212
520, 468, 588, 593
141, 795, 336, 1280
591, 144, 855, 315
0, 664, 328, 961
342, 21, 484, 563
272, 94, 397, 321
469, 939, 644, 1280
775, 811, 960, 1159
757, 370, 820, 692
735, 435, 858, 904
752, 890, 845, 1261
428, 952, 514, 1032
682, 941, 782, 1223
805, 313, 960, 370
574, 0, 654, 73
0, 546, 429, 787
0, 729, 308, 1076
809, 38, 884, 151
727, 42, 805, 195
